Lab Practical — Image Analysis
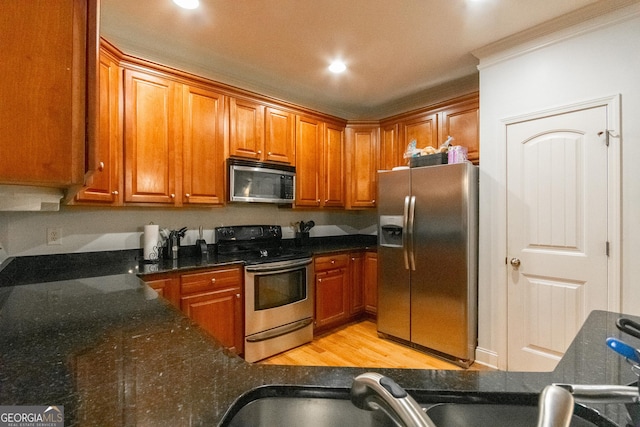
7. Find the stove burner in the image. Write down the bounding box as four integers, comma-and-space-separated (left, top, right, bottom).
215, 225, 311, 264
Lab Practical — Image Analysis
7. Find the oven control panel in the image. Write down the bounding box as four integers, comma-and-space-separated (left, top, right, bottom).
215, 225, 282, 242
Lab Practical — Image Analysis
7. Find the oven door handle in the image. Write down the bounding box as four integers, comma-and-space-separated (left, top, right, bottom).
246, 318, 313, 343
245, 258, 312, 274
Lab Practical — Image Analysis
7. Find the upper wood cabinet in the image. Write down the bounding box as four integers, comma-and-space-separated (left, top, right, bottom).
295, 115, 323, 207
381, 92, 480, 168
0, 0, 99, 187
323, 123, 346, 208
265, 107, 295, 164
123, 69, 180, 204
181, 84, 226, 205
346, 124, 378, 209
379, 123, 400, 172
123, 66, 226, 206
74, 46, 122, 205
295, 115, 346, 208
229, 99, 295, 164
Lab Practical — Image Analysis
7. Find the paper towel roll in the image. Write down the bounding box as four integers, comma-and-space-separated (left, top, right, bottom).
144, 224, 160, 261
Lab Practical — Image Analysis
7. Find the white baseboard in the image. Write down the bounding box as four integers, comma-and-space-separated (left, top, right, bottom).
475, 346, 499, 370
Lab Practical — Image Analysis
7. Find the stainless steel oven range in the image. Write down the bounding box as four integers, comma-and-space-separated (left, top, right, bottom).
215, 225, 313, 363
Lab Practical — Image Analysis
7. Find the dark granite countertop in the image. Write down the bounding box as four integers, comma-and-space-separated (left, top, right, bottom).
0, 237, 637, 426
0, 268, 638, 425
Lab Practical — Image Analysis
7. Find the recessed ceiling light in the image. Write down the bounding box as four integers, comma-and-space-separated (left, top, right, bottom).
173, 0, 199, 9
328, 60, 347, 74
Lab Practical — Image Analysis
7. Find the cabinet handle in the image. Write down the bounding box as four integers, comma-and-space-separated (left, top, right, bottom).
98, 161, 105, 171
185, 193, 190, 198
111, 190, 119, 196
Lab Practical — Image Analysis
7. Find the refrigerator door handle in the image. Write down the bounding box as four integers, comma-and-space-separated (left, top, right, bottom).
408, 195, 416, 271
403, 195, 410, 270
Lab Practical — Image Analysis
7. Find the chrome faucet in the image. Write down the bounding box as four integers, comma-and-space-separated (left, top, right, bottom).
351, 372, 437, 427
537, 385, 575, 427
553, 383, 640, 426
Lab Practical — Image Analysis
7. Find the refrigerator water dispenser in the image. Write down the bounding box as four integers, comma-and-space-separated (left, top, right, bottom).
379, 215, 404, 247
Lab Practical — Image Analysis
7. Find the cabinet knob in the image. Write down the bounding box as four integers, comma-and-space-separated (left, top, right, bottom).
170, 193, 175, 199
211, 278, 216, 283
236, 293, 240, 299
111, 190, 119, 196
185, 193, 190, 198
98, 161, 105, 171
331, 260, 335, 264
267, 151, 272, 156
257, 150, 262, 155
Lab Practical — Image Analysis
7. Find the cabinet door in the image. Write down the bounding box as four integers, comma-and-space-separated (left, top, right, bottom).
123, 69, 180, 204
364, 252, 378, 316
144, 274, 180, 309
346, 126, 378, 209
265, 107, 295, 164
295, 115, 323, 207
315, 268, 349, 330
323, 123, 345, 208
440, 99, 479, 164
349, 252, 365, 316
229, 98, 265, 160
403, 113, 439, 150
182, 85, 226, 205
0, 0, 96, 186
75, 48, 121, 204
380, 123, 402, 170
181, 288, 243, 354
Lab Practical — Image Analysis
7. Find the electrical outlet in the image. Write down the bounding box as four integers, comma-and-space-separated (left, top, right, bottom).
47, 227, 62, 245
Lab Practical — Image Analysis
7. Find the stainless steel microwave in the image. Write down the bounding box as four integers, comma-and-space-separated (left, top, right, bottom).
227, 158, 296, 204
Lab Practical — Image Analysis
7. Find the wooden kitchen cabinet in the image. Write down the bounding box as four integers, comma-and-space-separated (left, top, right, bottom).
349, 252, 365, 317
364, 251, 378, 317
229, 99, 295, 164
314, 254, 350, 331
379, 123, 401, 171
123, 66, 227, 206
0, 0, 98, 187
181, 84, 226, 205
380, 92, 479, 167
179, 267, 244, 354
144, 273, 180, 309
123, 68, 180, 204
74, 44, 122, 205
295, 115, 347, 208
346, 124, 378, 209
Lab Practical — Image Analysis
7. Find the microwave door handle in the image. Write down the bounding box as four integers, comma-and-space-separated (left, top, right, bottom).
403, 195, 410, 270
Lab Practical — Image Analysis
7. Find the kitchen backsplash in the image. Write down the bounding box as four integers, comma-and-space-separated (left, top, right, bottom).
0, 204, 377, 261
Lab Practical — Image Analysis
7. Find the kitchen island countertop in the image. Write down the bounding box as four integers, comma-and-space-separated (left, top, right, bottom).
0, 269, 638, 425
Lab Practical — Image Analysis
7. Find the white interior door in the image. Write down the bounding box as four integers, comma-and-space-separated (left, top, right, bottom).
506, 106, 609, 371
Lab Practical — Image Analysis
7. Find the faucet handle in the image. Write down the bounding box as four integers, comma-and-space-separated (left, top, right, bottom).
537, 385, 574, 427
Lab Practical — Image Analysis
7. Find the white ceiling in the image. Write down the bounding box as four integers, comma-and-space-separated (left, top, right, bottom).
101, 0, 604, 119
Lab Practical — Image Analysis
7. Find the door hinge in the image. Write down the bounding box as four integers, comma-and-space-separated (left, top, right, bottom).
606, 241, 610, 257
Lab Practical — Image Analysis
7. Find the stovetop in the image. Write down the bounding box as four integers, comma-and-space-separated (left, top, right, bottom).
215, 225, 311, 265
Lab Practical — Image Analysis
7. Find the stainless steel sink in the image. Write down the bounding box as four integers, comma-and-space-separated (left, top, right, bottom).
220, 386, 618, 427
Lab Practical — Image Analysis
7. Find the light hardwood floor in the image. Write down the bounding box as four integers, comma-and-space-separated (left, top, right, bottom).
259, 320, 491, 371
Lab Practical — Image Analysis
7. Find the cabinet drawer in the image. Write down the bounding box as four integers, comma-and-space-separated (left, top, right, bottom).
180, 267, 242, 295
314, 253, 349, 271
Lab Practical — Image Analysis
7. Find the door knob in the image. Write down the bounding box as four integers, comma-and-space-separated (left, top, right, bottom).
510, 258, 521, 268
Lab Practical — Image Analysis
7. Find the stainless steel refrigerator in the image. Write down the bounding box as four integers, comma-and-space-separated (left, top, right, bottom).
377, 162, 478, 367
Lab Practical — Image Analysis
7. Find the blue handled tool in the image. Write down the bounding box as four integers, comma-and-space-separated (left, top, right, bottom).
606, 337, 640, 364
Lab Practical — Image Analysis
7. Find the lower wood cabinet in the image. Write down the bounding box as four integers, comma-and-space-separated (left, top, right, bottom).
314, 250, 377, 334
142, 265, 244, 355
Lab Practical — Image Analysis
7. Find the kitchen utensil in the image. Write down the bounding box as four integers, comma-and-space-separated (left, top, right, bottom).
196, 226, 208, 258
299, 221, 305, 233
304, 220, 315, 232
606, 337, 640, 364
617, 318, 640, 340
